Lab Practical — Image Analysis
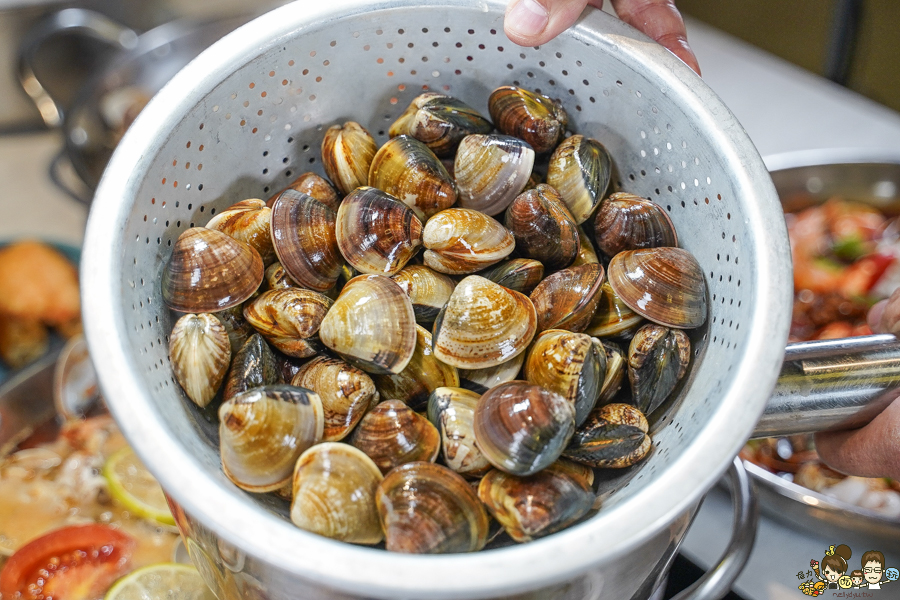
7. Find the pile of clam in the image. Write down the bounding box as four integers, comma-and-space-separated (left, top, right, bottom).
161, 86, 708, 553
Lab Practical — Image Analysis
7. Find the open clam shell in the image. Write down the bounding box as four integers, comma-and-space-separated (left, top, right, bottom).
391, 265, 456, 324
546, 135, 612, 224
336, 187, 423, 276
161, 227, 264, 313
454, 134, 535, 215
271, 190, 344, 292
529, 263, 605, 333
564, 403, 651, 469
267, 172, 340, 213
505, 184, 580, 271
242, 288, 333, 358
389, 92, 493, 157
222, 333, 279, 402
319, 274, 417, 375
607, 247, 708, 329
219, 384, 324, 493
423, 208, 515, 275
206, 199, 276, 266
488, 86, 568, 154
349, 400, 440, 474
628, 324, 690, 415
376, 461, 489, 554
426, 386, 491, 477
593, 192, 678, 257
321, 121, 377, 195
291, 443, 384, 544
476, 259, 544, 296
458, 352, 525, 394
584, 281, 645, 340
292, 355, 378, 441
369, 135, 457, 220
432, 275, 537, 370
169, 313, 231, 408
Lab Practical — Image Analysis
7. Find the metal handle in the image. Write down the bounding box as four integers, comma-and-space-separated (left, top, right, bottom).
48, 148, 93, 205
670, 457, 759, 600
754, 334, 900, 438
17, 8, 138, 127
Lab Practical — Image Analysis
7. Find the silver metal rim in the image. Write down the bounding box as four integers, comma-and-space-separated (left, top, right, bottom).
81, 0, 792, 597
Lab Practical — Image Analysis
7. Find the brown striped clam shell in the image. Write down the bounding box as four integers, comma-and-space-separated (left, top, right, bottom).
505, 184, 580, 271
391, 265, 456, 324
206, 199, 276, 266
213, 304, 254, 354
169, 313, 231, 408
264, 261, 298, 291
529, 263, 605, 333
593, 192, 678, 257
222, 333, 279, 402
321, 121, 377, 195
422, 208, 515, 275
488, 86, 568, 154
571, 226, 600, 266
628, 323, 690, 415
242, 288, 332, 358
453, 134, 535, 215
426, 387, 491, 477
596, 339, 626, 407
584, 281, 645, 340
349, 399, 440, 474
267, 172, 340, 213
271, 190, 344, 292
389, 92, 493, 157
564, 403, 651, 469
458, 352, 525, 394
477, 259, 544, 296
546, 135, 612, 224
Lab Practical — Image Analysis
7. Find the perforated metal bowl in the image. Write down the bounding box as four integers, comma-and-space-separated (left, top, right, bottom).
81, 1, 792, 598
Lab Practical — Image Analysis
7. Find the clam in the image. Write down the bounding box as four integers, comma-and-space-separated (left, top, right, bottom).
376, 461, 489, 553
596, 339, 626, 406
292, 355, 378, 441
389, 92, 493, 157
571, 226, 600, 266
242, 288, 333, 358
371, 325, 459, 412
505, 184, 580, 271
426, 387, 491, 477
530, 264, 605, 333
474, 381, 575, 476
564, 403, 651, 468
161, 227, 263, 313
593, 193, 678, 256
477, 459, 594, 542
488, 86, 568, 154
291, 443, 383, 544
391, 265, 456, 324
319, 274, 416, 374
607, 247, 708, 329
206, 199, 276, 265
453, 134, 535, 215
321, 121, 377, 195
459, 352, 525, 394
268, 172, 340, 213
524, 330, 605, 427
432, 275, 536, 369
169, 313, 231, 408
222, 333, 279, 401
336, 187, 423, 276
219, 384, 324, 492
213, 304, 254, 354
584, 281, 645, 340
546, 135, 612, 224
476, 259, 544, 295
368, 135, 457, 220
349, 400, 440, 474
275, 351, 307, 384
628, 324, 690, 415
271, 190, 344, 292
264, 261, 298, 291
423, 208, 515, 275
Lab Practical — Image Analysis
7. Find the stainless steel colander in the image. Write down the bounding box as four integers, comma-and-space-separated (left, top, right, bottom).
80, 1, 792, 598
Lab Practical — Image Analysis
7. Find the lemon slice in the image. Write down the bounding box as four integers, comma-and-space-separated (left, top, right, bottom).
103, 447, 175, 526
105, 563, 216, 600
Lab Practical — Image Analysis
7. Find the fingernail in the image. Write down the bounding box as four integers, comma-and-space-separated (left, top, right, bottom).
506, 0, 549, 38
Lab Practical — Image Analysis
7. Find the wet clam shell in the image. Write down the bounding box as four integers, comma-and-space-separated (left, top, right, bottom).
206, 199, 276, 266
628, 324, 690, 415
264, 261, 298, 291
584, 281, 645, 340
488, 86, 568, 154
477, 459, 594, 542
454, 134, 535, 215
607, 247, 708, 329
321, 121, 377, 195
389, 92, 493, 157
423, 208, 515, 275
524, 330, 605, 427
292, 356, 378, 441
267, 172, 340, 213
162, 227, 264, 313
596, 339, 626, 406
349, 400, 440, 474
570, 226, 600, 267
371, 325, 459, 412
368, 135, 457, 220
271, 190, 344, 292
459, 352, 525, 394
291, 443, 383, 544
474, 381, 576, 476
242, 288, 333, 358
505, 184, 580, 271
319, 274, 417, 375
213, 304, 254, 354
219, 384, 324, 493
336, 187, 423, 276
432, 275, 537, 369
563, 403, 651, 468
376, 461, 489, 553
546, 135, 612, 224
426, 386, 491, 477
391, 265, 456, 324
476, 259, 544, 296
222, 333, 279, 401
169, 313, 231, 408
593, 192, 678, 257
530, 263, 605, 333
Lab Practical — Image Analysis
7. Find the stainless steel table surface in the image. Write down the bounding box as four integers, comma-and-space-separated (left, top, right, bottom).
1, 13, 899, 600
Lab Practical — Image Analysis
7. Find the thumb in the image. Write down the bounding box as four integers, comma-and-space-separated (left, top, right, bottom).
505, 0, 604, 47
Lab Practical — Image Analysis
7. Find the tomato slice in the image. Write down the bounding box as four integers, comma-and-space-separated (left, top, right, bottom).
0, 524, 135, 600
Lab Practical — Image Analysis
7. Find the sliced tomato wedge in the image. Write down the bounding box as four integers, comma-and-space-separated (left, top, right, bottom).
0, 524, 135, 600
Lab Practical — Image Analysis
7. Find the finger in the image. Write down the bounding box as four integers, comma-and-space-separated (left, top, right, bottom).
814, 397, 900, 479
874, 286, 900, 334
610, 0, 701, 76
868, 298, 887, 332
504, 0, 605, 48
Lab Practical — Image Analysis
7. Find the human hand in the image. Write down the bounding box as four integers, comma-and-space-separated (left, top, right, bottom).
503, 0, 700, 75
813, 293, 900, 479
